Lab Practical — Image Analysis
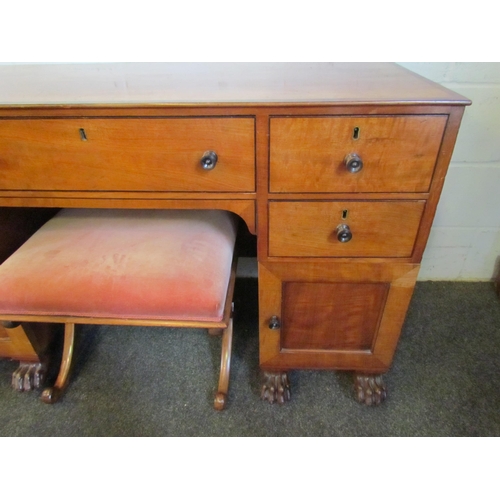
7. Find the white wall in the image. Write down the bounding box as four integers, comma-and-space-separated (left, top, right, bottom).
398, 63, 500, 281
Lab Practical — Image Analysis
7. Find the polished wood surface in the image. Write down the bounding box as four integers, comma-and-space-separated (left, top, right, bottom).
0, 323, 39, 361
268, 200, 425, 258
0, 63, 470, 106
282, 282, 388, 350
0, 117, 255, 192
270, 115, 447, 193
258, 262, 419, 372
0, 63, 470, 406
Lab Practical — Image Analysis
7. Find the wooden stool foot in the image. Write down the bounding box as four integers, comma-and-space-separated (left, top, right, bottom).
40, 386, 64, 404
214, 392, 227, 410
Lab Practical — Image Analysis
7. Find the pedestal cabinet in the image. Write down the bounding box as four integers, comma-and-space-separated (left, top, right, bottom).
0, 63, 470, 404
257, 75, 470, 405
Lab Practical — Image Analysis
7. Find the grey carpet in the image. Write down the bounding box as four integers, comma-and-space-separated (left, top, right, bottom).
0, 280, 499, 436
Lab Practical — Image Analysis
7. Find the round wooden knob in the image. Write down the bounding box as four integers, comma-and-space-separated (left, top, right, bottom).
344, 153, 363, 173
337, 224, 352, 243
200, 150, 218, 170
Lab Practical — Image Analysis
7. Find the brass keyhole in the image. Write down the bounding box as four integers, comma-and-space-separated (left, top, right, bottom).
353, 127, 360, 140
342, 209, 348, 220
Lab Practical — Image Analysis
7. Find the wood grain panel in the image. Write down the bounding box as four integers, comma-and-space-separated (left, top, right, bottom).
269, 201, 425, 258
258, 262, 418, 372
0, 324, 40, 362
270, 115, 447, 193
0, 63, 470, 106
262, 209, 421, 372
282, 282, 388, 350
0, 325, 8, 340
0, 117, 255, 192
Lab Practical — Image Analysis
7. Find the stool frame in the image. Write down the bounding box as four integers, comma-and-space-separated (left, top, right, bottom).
1, 255, 237, 411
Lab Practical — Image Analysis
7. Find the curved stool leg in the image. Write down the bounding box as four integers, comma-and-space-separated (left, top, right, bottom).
213, 315, 233, 411
41, 322, 75, 404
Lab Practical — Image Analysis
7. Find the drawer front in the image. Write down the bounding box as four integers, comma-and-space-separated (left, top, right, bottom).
0, 117, 255, 192
270, 115, 447, 193
268, 201, 425, 257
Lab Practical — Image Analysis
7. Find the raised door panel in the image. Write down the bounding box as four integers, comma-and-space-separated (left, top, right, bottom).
0, 117, 255, 192
281, 281, 389, 350
258, 262, 419, 372
269, 115, 447, 193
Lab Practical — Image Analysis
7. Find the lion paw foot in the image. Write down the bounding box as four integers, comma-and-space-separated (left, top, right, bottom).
261, 371, 291, 404
354, 373, 387, 406
11, 362, 46, 392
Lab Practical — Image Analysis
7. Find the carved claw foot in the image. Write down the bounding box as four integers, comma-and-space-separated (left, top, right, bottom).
261, 371, 291, 404
354, 373, 387, 406
11, 362, 46, 392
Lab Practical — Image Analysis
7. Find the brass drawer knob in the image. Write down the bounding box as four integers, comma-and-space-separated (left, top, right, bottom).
200, 150, 218, 170
336, 224, 352, 243
344, 153, 363, 173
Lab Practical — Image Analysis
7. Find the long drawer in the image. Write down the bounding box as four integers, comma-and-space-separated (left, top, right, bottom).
269, 115, 446, 193
268, 200, 425, 258
0, 117, 255, 192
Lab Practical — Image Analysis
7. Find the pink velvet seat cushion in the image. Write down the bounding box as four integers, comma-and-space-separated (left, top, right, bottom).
0, 209, 237, 322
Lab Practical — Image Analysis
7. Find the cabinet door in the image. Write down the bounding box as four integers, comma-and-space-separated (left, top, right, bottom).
258, 261, 419, 372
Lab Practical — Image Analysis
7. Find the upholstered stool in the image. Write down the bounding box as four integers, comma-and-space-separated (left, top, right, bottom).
0, 208, 238, 410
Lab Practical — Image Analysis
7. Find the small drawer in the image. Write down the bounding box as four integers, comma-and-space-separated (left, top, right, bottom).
268, 201, 425, 258
269, 115, 446, 193
0, 117, 255, 192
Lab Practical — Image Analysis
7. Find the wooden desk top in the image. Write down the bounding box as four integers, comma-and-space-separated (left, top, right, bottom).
0, 62, 471, 107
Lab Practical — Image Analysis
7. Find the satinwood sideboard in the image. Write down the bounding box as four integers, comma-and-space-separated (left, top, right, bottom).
0, 63, 470, 404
